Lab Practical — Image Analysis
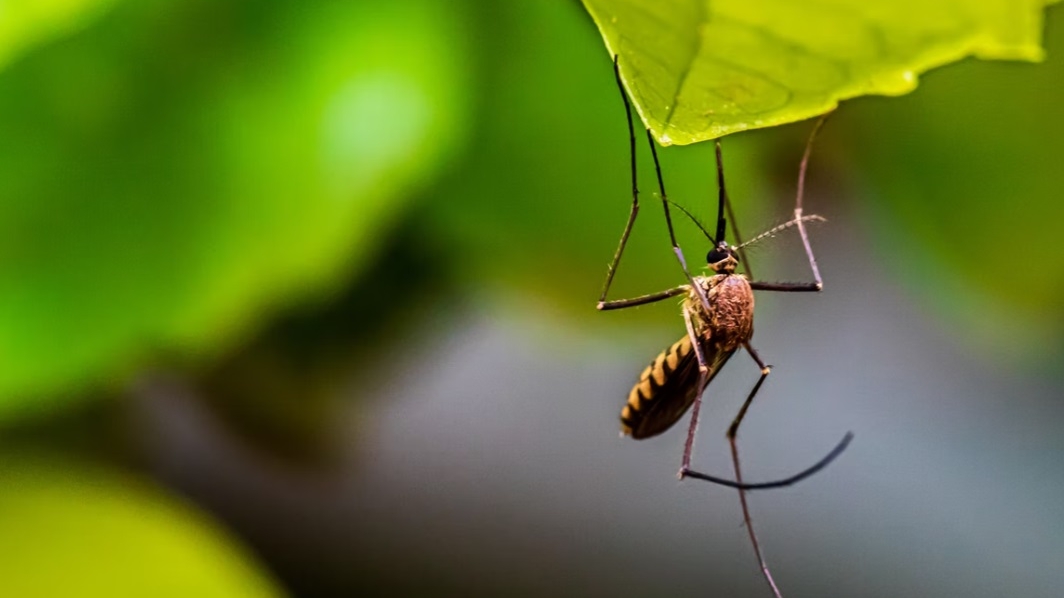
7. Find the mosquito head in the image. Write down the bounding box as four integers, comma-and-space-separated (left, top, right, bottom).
707, 241, 739, 274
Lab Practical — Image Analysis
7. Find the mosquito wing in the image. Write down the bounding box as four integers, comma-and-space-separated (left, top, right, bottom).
621, 335, 734, 439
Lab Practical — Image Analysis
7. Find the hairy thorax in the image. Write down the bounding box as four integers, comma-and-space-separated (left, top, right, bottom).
686, 274, 755, 352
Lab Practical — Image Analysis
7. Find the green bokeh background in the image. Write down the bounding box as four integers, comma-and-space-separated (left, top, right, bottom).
0, 1, 1061, 597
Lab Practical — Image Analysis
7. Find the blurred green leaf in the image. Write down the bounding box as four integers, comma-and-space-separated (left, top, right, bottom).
0, 457, 282, 598
0, 0, 120, 72
0, 0, 470, 419
582, 0, 1052, 144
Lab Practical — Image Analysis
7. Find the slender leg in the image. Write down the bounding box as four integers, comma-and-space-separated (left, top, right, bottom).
678, 306, 853, 489
597, 56, 642, 308
679, 305, 710, 475
725, 196, 752, 279
598, 56, 710, 312
680, 433, 853, 489
645, 130, 711, 312
746, 116, 830, 294
749, 281, 821, 292
598, 285, 689, 311
729, 342, 783, 598
680, 332, 851, 487
792, 115, 829, 290
715, 140, 753, 279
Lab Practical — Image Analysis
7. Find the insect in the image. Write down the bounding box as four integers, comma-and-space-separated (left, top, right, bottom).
598, 56, 852, 598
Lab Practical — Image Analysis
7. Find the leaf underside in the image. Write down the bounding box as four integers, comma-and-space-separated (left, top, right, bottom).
583, 0, 1053, 145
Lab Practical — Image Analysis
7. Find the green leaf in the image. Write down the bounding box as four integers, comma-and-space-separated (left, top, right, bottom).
429, 0, 778, 327
582, 0, 1053, 144
841, 4, 1064, 362
0, 0, 120, 73
0, 0, 470, 419
0, 457, 283, 598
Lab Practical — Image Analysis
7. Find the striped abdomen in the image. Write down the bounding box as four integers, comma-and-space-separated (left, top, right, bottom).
620, 334, 735, 439
621, 335, 698, 439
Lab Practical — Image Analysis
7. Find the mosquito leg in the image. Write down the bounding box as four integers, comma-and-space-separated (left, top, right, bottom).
747, 116, 831, 295
681, 432, 853, 489
749, 281, 821, 292
599, 55, 707, 310
677, 328, 852, 489
729, 342, 783, 598
646, 129, 711, 312
678, 304, 710, 476
598, 285, 689, 311
597, 56, 643, 307
792, 114, 830, 291
715, 140, 754, 280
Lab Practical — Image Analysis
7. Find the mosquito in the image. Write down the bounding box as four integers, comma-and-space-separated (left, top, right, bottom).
597, 56, 852, 598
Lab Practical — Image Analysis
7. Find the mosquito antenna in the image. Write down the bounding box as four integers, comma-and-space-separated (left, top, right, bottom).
737, 215, 827, 250
664, 198, 714, 242
714, 140, 728, 244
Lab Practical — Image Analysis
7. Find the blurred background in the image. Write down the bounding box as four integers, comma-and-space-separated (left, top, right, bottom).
1, 1, 1062, 597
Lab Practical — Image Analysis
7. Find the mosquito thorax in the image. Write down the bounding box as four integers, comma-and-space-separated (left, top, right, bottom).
706, 243, 739, 274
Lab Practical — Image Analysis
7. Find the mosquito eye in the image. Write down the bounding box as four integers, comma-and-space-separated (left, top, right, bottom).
706, 248, 729, 264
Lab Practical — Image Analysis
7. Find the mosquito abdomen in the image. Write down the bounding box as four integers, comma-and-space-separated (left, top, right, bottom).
621, 335, 693, 437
